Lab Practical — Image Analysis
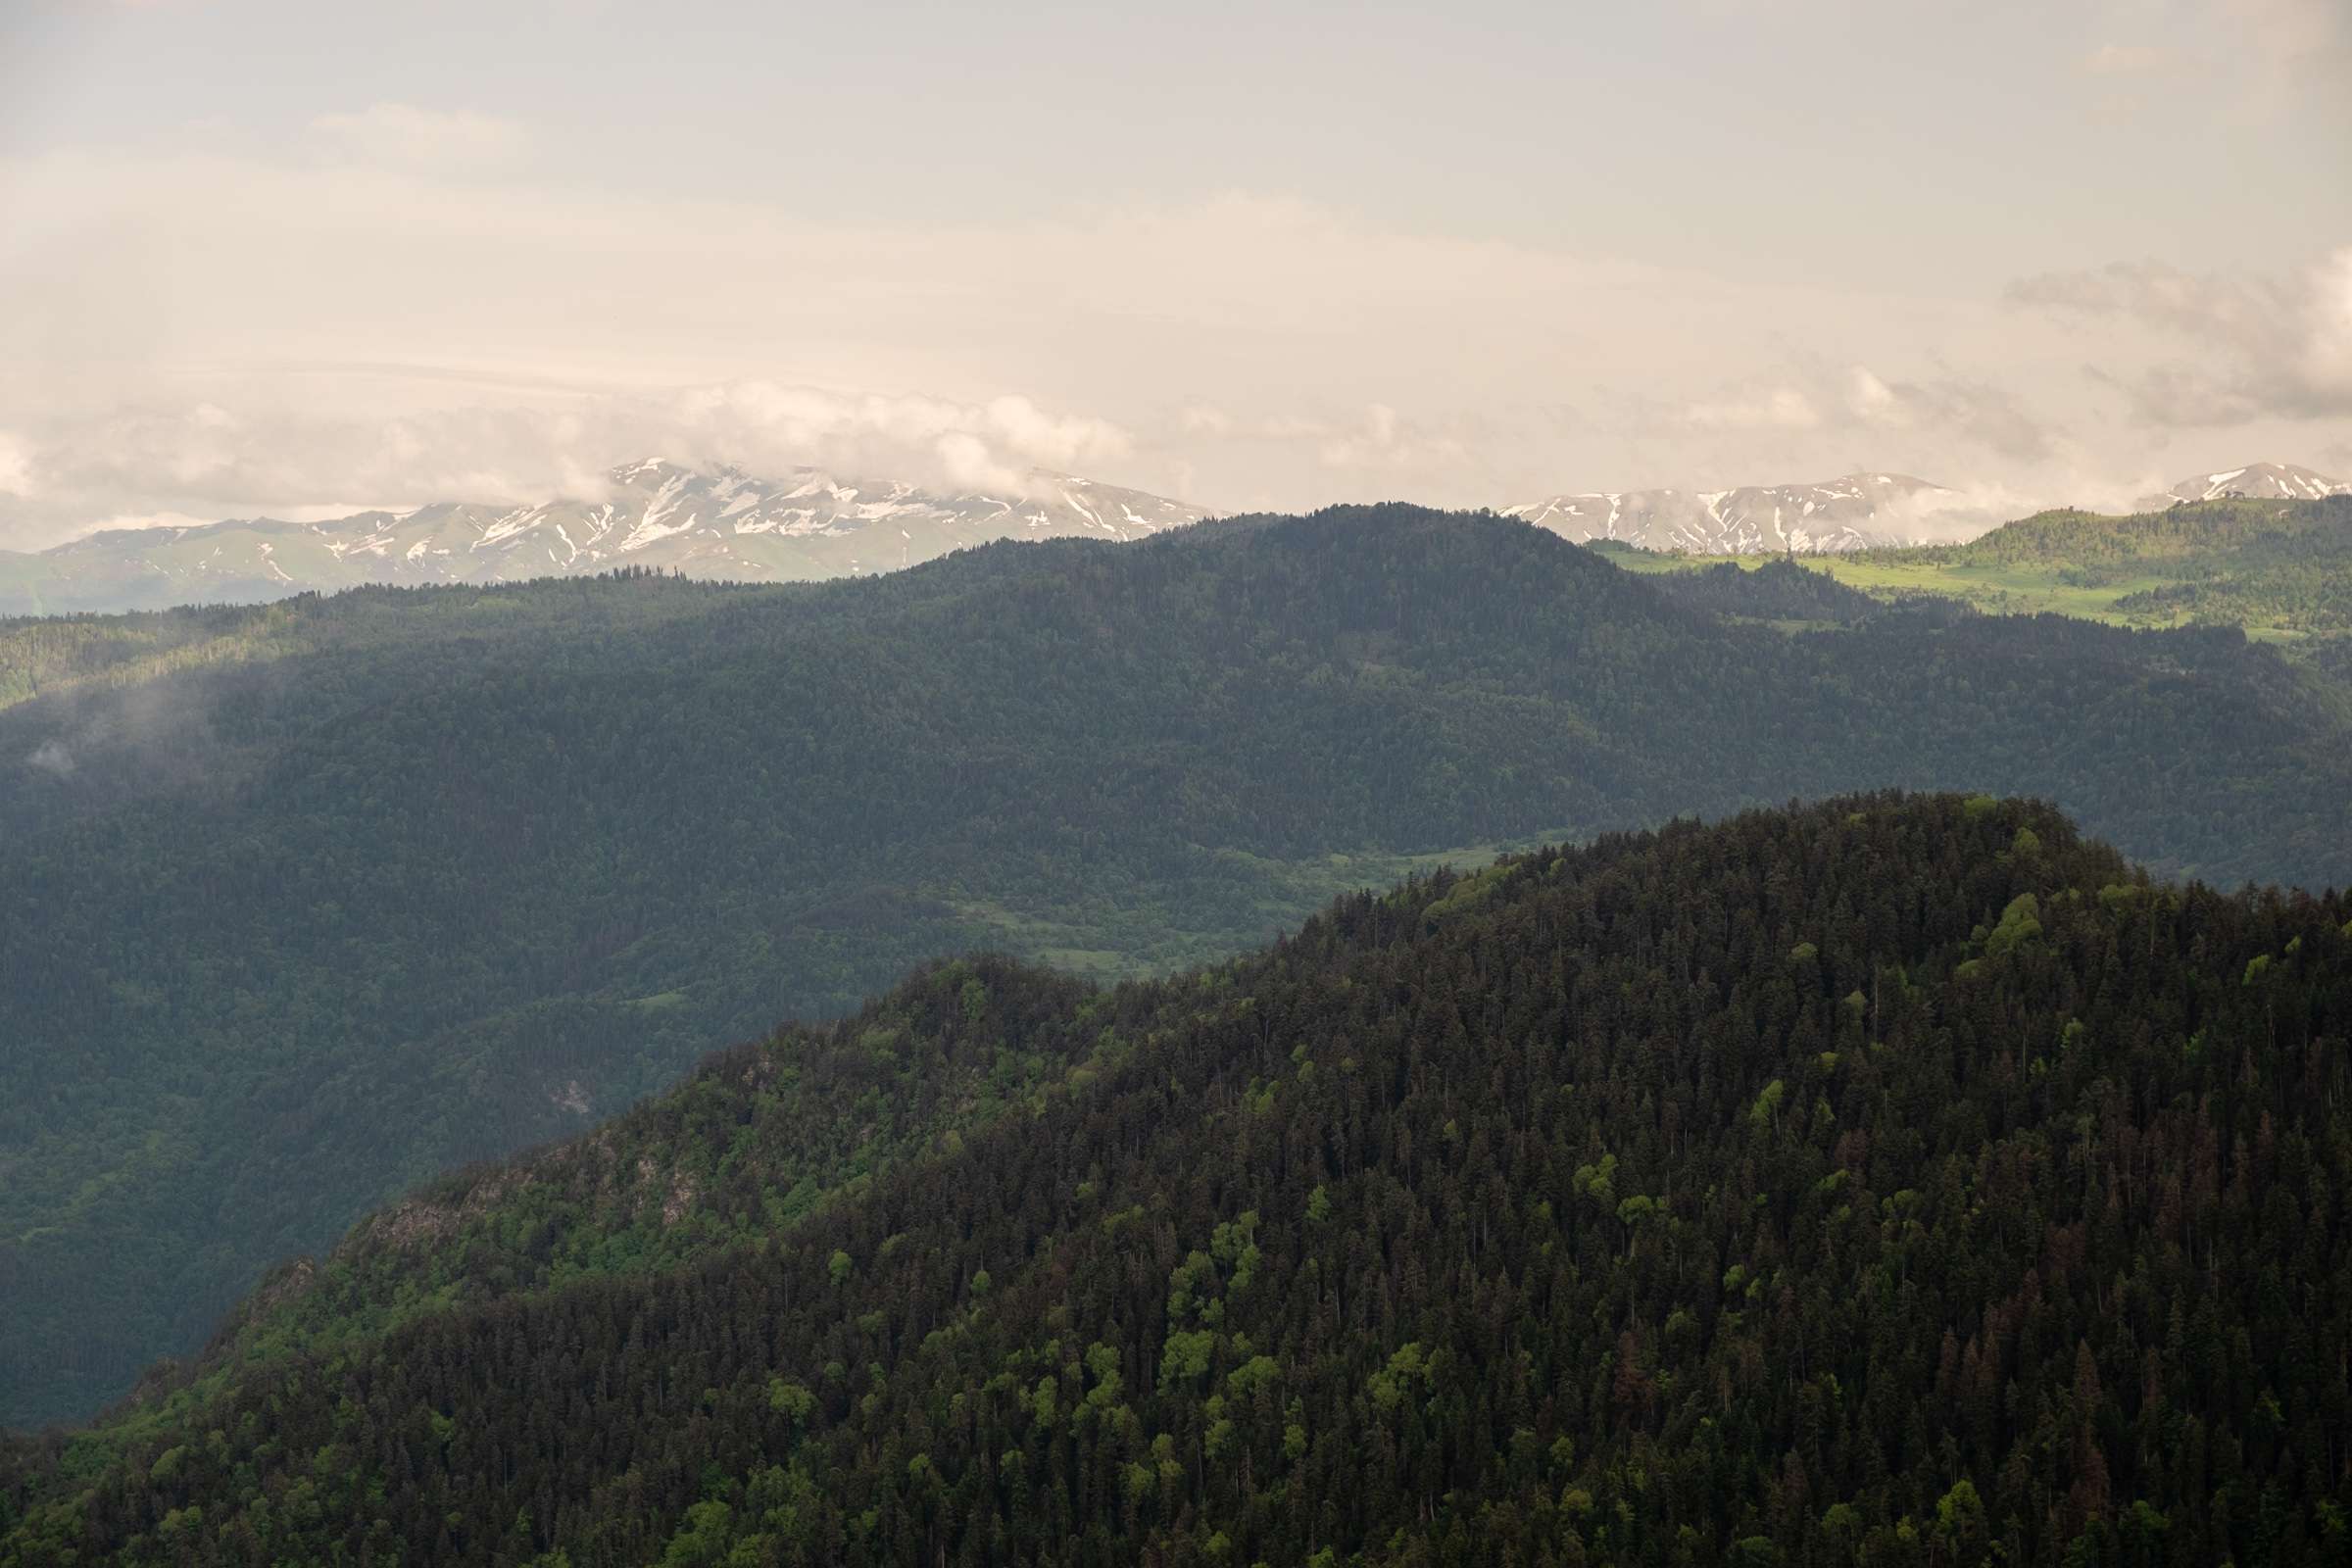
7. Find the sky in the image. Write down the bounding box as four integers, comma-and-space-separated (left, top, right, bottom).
0, 0, 2347, 546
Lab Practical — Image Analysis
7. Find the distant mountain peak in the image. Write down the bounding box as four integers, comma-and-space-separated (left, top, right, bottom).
1, 461, 1207, 614
1504, 471, 1948, 555
2143, 461, 2348, 508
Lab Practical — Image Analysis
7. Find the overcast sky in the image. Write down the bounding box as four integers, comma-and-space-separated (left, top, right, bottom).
1, 0, 2347, 545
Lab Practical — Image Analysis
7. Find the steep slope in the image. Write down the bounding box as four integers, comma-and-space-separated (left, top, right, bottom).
2142, 461, 2348, 507
4, 505, 2349, 1429
198, 955, 1113, 1379
0, 460, 1203, 614
5, 795, 2348, 1567
1505, 472, 1945, 553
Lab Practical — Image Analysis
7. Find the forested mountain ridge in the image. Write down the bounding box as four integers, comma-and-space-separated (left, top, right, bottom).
4, 794, 2348, 1566
5, 504, 2351, 1430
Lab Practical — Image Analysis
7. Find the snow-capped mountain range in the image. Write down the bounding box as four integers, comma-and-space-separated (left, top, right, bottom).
2141, 462, 2349, 508
0, 460, 1205, 614
1503, 472, 1946, 555
6, 457, 2342, 614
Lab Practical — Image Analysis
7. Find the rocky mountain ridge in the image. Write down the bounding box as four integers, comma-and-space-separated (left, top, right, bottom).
0, 460, 1204, 613
1503, 472, 1946, 554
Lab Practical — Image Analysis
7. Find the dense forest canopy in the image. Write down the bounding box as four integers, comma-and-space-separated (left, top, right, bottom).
1642, 559, 1883, 625
4, 505, 2349, 1429
3, 793, 2347, 1567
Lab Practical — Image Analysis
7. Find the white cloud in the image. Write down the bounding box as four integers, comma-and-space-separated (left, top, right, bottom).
932, 431, 1020, 493
2007, 245, 2352, 425
0, 430, 31, 496
1156, 402, 1473, 487
656, 383, 1132, 487
0, 381, 1143, 544
1843, 367, 2058, 462
1, 137, 2333, 542
1659, 365, 2060, 467
1312, 404, 1471, 474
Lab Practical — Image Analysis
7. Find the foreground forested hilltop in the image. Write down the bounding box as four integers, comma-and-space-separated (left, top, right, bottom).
5, 503, 2351, 1428
3, 794, 2347, 1566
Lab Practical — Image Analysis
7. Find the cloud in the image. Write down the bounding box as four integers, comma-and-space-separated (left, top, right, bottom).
308, 104, 530, 173
0, 137, 2304, 535
1844, 367, 2059, 463
1663, 365, 2060, 466
0, 381, 1141, 542
1312, 405, 1471, 473
655, 383, 1132, 489
1861, 475, 2158, 543
1162, 403, 1472, 483
0, 430, 30, 496
931, 431, 1018, 492
2006, 246, 2352, 426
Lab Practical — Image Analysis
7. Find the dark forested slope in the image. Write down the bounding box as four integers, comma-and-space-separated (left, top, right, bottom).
4, 794, 2348, 1567
4, 506, 2349, 1428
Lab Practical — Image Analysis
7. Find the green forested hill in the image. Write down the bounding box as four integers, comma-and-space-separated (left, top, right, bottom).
1608, 496, 2352, 649
4, 794, 2347, 1566
4, 506, 2350, 1429
1888, 495, 2352, 635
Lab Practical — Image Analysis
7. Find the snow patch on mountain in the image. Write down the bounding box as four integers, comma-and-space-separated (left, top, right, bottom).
2143, 462, 2350, 508
3, 461, 1207, 612
1504, 473, 1950, 554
